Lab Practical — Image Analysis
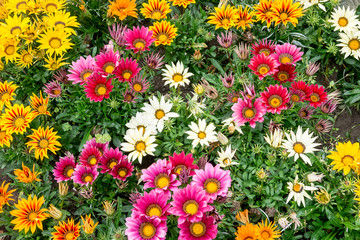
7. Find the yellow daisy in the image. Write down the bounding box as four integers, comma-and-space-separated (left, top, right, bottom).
13, 162, 42, 183
4, 0, 30, 14
43, 54, 68, 71
0, 38, 20, 63
328, 141, 360, 175
1, 104, 35, 135
108, 0, 138, 21
26, 126, 61, 160
16, 46, 35, 68
0, 80, 18, 110
1, 14, 30, 38
235, 223, 258, 240
234, 5, 255, 30
42, 0, 66, 13
207, 5, 238, 30
269, 0, 303, 27
256, 220, 281, 240
141, 0, 171, 20
43, 10, 80, 35
0, 180, 16, 213
253, 0, 274, 28
29, 91, 51, 117
37, 28, 74, 56
0, 5, 9, 20
149, 20, 178, 46
172, 0, 195, 8
22, 24, 40, 45
0, 125, 13, 147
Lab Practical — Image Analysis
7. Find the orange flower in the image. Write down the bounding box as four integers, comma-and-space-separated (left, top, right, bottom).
171, 0, 195, 8
14, 162, 42, 183
0, 104, 35, 135
52, 218, 81, 240
236, 209, 250, 224
253, 0, 274, 28
149, 20, 178, 46
234, 6, 255, 30
108, 0, 138, 20
269, 0, 303, 27
207, 5, 238, 30
0, 180, 16, 213
29, 91, 51, 118
0, 81, 18, 110
81, 214, 99, 234
141, 0, 171, 20
26, 126, 61, 160
0, 124, 13, 147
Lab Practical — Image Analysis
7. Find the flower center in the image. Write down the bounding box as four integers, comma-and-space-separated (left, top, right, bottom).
1, 92, 10, 101
223, 158, 230, 164
183, 200, 199, 215
64, 231, 74, 240
151, 10, 162, 19
83, 174, 93, 183
348, 39, 360, 50
238, 19, 246, 26
22, 53, 33, 63
16, 1, 27, 9
52, 89, 61, 95
338, 17, 348, 27
261, 230, 271, 239
10, 26, 21, 35
342, 155, 354, 165
293, 183, 303, 193
87, 155, 97, 165
46, 3, 58, 12
55, 21, 66, 28
146, 204, 162, 217
257, 64, 270, 75
291, 94, 300, 102
0, 195, 5, 203
278, 72, 289, 81
0, 131, 6, 140
135, 141, 146, 152
49, 37, 62, 49
204, 178, 220, 194
221, 18, 230, 25
154, 173, 170, 189
108, 159, 118, 169
174, 164, 187, 175
293, 142, 305, 153
198, 131, 206, 139
13, 117, 25, 127
37, 105, 46, 113
95, 85, 107, 96
103, 62, 115, 73
64, 166, 74, 177
28, 212, 38, 221
133, 39, 146, 50
51, 62, 58, 70
133, 83, 143, 92
173, 73, 183, 82
279, 53, 293, 64
158, 33, 168, 42
232, 97, 238, 103
124, 93, 134, 102
190, 222, 206, 237
243, 107, 255, 119
259, 49, 270, 56
118, 168, 127, 177
5, 45, 15, 55
122, 70, 132, 80
155, 109, 165, 119
140, 223, 156, 239
39, 139, 49, 148
280, 12, 288, 21
310, 93, 320, 102
80, 70, 93, 81
268, 95, 282, 108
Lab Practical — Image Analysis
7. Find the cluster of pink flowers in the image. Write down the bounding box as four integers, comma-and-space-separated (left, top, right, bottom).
53, 138, 133, 186
125, 152, 232, 240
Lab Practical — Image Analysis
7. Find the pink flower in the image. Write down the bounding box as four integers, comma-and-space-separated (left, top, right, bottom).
114, 58, 141, 82
53, 153, 77, 182
240, 82, 256, 100
84, 73, 114, 102
260, 84, 290, 114
129, 74, 150, 93
124, 26, 155, 53
168, 151, 198, 176
94, 50, 120, 75
99, 147, 127, 173
109, 157, 133, 181
72, 165, 99, 186
217, 31, 233, 48
125, 215, 167, 240
67, 56, 96, 85
144, 52, 165, 70
251, 39, 276, 56
272, 43, 303, 66
84, 138, 109, 156
79, 146, 101, 168
43, 80, 62, 98
220, 73, 234, 88
168, 184, 213, 224
227, 91, 240, 104
123, 89, 138, 103
109, 23, 127, 47
248, 54, 279, 80
132, 189, 171, 221
231, 97, 266, 128
178, 215, 218, 240
306, 84, 328, 108
192, 163, 231, 202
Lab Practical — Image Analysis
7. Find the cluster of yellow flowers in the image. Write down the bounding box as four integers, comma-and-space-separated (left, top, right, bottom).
0, 0, 79, 71
0, 81, 61, 160
207, 0, 303, 30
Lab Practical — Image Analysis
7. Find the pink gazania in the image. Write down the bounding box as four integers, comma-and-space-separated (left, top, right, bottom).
129, 74, 150, 93
221, 73, 234, 88
109, 23, 128, 47
53, 153, 77, 182
240, 82, 256, 100
43, 80, 62, 98
306, 84, 328, 108
123, 89, 138, 103
248, 54, 278, 80
290, 81, 311, 97
132, 189, 171, 221
125, 215, 167, 240
144, 52, 165, 70
124, 26, 155, 53
289, 88, 306, 103
217, 31, 233, 48
79, 146, 101, 168
99, 147, 127, 173
168, 151, 198, 176
320, 99, 337, 114
192, 163, 231, 202
178, 215, 217, 240
272, 64, 296, 83
260, 84, 289, 114
84, 73, 114, 102
168, 184, 213, 224
114, 58, 141, 82
231, 97, 266, 128
72, 165, 99, 186
251, 39, 276, 56
227, 91, 240, 104
109, 157, 134, 181
94, 50, 120, 75
67, 56, 96, 85
84, 138, 109, 156
298, 105, 315, 119
141, 159, 181, 198
272, 43, 303, 66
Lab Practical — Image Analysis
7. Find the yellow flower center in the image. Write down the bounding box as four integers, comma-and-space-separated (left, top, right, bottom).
133, 83, 143, 92
183, 200, 199, 215
64, 231, 74, 240
82, 71, 92, 81
173, 73, 183, 82
22, 53, 33, 63
28, 212, 38, 221
66, 168, 74, 177
51, 62, 58, 70
5, 45, 15, 55
221, 18, 230, 25
140, 223, 155, 238
49, 37, 62, 49
14, 117, 25, 127
278, 72, 289, 81
46, 3, 58, 12
342, 155, 354, 166
53, 89, 61, 95
39, 139, 49, 148
84, 175, 93, 183
155, 174, 170, 189
269, 95, 282, 108
190, 222, 206, 237
174, 165, 186, 175
198, 131, 206, 139
134, 39, 146, 50
109, 161, 117, 169
310, 93, 319, 102
88, 156, 97, 165
16, 1, 27, 9
293, 183, 303, 193
223, 158, 230, 164
37, 105, 47, 113
151, 10, 162, 19
1, 92, 10, 101
135, 141, 146, 152
243, 108, 255, 119
279, 54, 293, 64
104, 63, 115, 73
118, 168, 127, 177
291, 94, 300, 102
265, 10, 273, 19
259, 49, 270, 56
348, 39, 360, 50
257, 65, 269, 75
122, 71, 132, 80
0, 131, 6, 140
158, 33, 168, 42
204, 178, 220, 194
293, 142, 305, 153
96, 86, 107, 96
146, 204, 162, 217
261, 230, 271, 239
338, 17, 348, 27
238, 19, 246, 26
232, 97, 238, 103
155, 109, 165, 119
280, 12, 288, 21
10, 26, 21, 35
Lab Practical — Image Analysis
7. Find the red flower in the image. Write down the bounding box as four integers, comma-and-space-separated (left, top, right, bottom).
114, 58, 141, 82
272, 64, 296, 83
248, 54, 278, 80
84, 74, 113, 102
290, 81, 311, 97
260, 84, 289, 114
306, 84, 328, 108
251, 39, 276, 56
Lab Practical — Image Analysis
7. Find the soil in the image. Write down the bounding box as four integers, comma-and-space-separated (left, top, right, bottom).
334, 107, 360, 142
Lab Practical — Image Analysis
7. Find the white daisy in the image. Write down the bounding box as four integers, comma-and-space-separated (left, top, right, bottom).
125, 112, 157, 135
328, 6, 360, 33
187, 94, 206, 118
281, 126, 321, 166
222, 117, 243, 134
216, 145, 238, 168
185, 119, 217, 148
286, 175, 318, 207
162, 61, 193, 88
264, 129, 284, 148
298, 0, 328, 11
337, 31, 360, 60
120, 128, 157, 164
141, 95, 179, 132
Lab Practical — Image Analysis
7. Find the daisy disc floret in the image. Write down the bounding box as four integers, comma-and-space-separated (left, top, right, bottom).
286, 175, 318, 207
125, 215, 167, 240
178, 215, 218, 240
328, 6, 360, 33
124, 26, 155, 53
185, 119, 217, 148
71, 165, 99, 186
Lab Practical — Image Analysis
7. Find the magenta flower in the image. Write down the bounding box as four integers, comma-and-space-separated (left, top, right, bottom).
84, 138, 109, 156
227, 91, 240, 104
178, 215, 217, 240
109, 23, 128, 47
124, 26, 155, 53
53, 153, 77, 182
99, 147, 126, 173
168, 151, 198, 176
114, 58, 141, 82
251, 39, 276, 56
231, 97, 266, 128
240, 82, 256, 100
129, 74, 150, 93
192, 163, 231, 202
272, 43, 303, 66
141, 159, 181, 199
109, 157, 133, 181
132, 189, 171, 221
43, 80, 62, 98
217, 31, 233, 48
72, 165, 99, 186
220, 73, 234, 88
67, 56, 96, 85
125, 215, 167, 240
123, 89, 138, 103
94, 50, 120, 75
144, 52, 165, 70
168, 184, 213, 224
84, 73, 114, 102
79, 146, 101, 168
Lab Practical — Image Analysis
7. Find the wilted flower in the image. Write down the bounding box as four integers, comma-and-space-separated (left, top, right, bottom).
315, 119, 333, 133
103, 200, 115, 216
109, 23, 127, 47
197, 155, 208, 170
268, 120, 283, 133
217, 31, 233, 48
306, 62, 320, 76
314, 189, 331, 205
204, 86, 218, 99
320, 99, 337, 114
79, 186, 93, 199
207, 209, 224, 224
327, 90, 342, 105
122, 89, 137, 103
187, 94, 206, 118
221, 73, 234, 88
116, 180, 128, 189
103, 40, 115, 53
59, 182, 68, 198
48, 204, 62, 220
306, 172, 325, 183
234, 42, 250, 60
278, 217, 290, 229
217, 132, 228, 145
289, 212, 301, 230
265, 207, 276, 217
298, 105, 315, 119
144, 52, 165, 70
235, 209, 249, 224
53, 68, 70, 84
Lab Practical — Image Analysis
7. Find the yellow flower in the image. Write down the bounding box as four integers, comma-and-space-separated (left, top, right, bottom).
269, 0, 303, 27
43, 54, 68, 71
10, 195, 49, 234
43, 10, 80, 35
149, 20, 178, 46
81, 214, 99, 234
234, 5, 255, 30
108, 0, 138, 20
16, 46, 35, 68
207, 5, 238, 30
1, 104, 35, 135
171, 0, 195, 8
103, 200, 115, 216
328, 141, 360, 175
37, 28, 74, 56
314, 189, 331, 205
0, 14, 30, 38
0, 124, 13, 147
26, 126, 61, 160
0, 37, 20, 63
141, 0, 171, 20
0, 180, 16, 213
0, 80, 18, 110
236, 209, 250, 224
14, 162, 42, 183
52, 218, 81, 240
22, 24, 39, 45
29, 91, 51, 117
235, 223, 258, 240
42, 0, 66, 13
59, 182, 69, 197
48, 204, 62, 220
253, 0, 274, 28
193, 83, 204, 95
5, 0, 30, 14
256, 220, 281, 240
